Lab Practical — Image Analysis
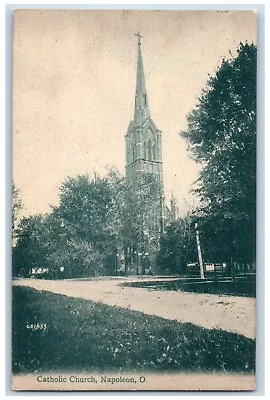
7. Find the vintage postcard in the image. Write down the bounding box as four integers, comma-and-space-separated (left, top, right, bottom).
12, 9, 257, 391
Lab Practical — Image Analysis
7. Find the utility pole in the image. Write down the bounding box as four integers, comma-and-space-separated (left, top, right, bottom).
195, 222, 205, 280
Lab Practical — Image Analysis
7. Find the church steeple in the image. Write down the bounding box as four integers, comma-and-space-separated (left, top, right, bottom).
125, 33, 163, 183
134, 32, 150, 125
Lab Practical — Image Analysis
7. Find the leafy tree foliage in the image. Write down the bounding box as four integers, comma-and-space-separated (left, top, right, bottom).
13, 215, 48, 276
180, 43, 256, 264
13, 169, 163, 278
51, 171, 125, 276
158, 216, 197, 274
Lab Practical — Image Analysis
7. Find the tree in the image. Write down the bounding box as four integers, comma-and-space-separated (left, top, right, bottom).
158, 215, 197, 274
121, 173, 163, 271
13, 171, 121, 278
53, 171, 124, 276
12, 182, 23, 239
13, 169, 165, 278
180, 43, 256, 264
12, 214, 48, 277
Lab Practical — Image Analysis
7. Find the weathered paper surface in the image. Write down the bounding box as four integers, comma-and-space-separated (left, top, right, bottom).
12, 9, 257, 391
13, 373, 256, 391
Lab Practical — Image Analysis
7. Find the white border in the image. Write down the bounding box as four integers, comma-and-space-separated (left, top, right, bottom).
2, 2, 267, 399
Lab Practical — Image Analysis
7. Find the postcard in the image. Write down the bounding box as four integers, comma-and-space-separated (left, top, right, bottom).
12, 9, 257, 391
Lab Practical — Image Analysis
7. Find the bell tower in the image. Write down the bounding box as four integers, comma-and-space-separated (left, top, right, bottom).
125, 33, 163, 185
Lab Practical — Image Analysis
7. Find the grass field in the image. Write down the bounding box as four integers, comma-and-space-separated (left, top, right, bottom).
12, 286, 255, 374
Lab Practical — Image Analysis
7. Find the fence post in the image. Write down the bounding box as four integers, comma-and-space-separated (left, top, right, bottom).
195, 223, 205, 280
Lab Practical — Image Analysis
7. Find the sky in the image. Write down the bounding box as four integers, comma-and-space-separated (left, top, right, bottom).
13, 10, 257, 217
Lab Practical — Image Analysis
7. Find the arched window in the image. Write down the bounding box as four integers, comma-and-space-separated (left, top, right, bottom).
156, 143, 159, 161
144, 142, 147, 160
132, 144, 136, 161
148, 140, 152, 160
153, 143, 156, 161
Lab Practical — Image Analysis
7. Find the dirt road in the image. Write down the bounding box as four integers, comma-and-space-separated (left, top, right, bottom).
13, 277, 256, 339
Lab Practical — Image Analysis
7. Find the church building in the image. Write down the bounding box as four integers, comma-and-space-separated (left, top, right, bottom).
124, 33, 165, 274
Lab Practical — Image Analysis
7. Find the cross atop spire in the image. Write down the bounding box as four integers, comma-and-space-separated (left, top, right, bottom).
135, 31, 142, 45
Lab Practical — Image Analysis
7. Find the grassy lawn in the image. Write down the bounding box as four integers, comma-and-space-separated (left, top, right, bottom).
124, 277, 256, 298
12, 286, 255, 374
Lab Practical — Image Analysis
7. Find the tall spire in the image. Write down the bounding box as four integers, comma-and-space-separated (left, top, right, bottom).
134, 32, 150, 125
